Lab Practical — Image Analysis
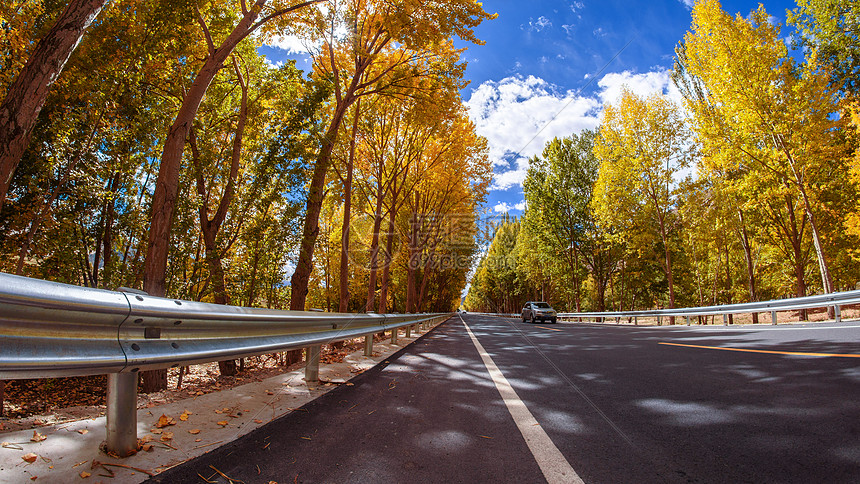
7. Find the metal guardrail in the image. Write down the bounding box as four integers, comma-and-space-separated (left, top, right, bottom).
558, 290, 860, 324
470, 289, 860, 325
0, 272, 450, 455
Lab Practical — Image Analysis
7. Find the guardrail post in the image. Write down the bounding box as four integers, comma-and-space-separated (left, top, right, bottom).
305, 345, 321, 383
405, 325, 412, 338
834, 305, 842, 323
657, 315, 661, 326
634, 316, 638, 326
771, 311, 777, 325
364, 335, 373, 356
106, 372, 138, 457
390, 328, 399, 345
685, 316, 690, 326
723, 314, 728, 326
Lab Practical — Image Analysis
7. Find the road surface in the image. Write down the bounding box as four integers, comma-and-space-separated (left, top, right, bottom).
146, 314, 860, 483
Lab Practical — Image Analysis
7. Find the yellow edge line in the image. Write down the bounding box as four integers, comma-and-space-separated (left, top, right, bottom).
535, 326, 563, 332
659, 342, 860, 358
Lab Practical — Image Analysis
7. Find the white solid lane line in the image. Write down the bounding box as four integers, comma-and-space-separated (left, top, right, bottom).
460, 316, 583, 484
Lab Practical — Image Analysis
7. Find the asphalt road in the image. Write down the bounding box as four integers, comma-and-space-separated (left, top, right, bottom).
146, 314, 860, 483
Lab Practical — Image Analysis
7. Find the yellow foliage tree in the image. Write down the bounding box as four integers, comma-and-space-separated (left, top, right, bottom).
593, 88, 692, 316
679, 0, 851, 297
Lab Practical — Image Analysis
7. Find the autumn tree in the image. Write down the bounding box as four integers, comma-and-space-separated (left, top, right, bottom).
522, 131, 620, 312
593, 89, 693, 318
288, 0, 494, 315
680, 0, 852, 300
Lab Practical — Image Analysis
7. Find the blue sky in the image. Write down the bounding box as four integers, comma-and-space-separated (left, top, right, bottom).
262, 0, 800, 215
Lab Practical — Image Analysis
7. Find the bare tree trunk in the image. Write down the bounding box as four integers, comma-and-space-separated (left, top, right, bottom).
0, 0, 109, 211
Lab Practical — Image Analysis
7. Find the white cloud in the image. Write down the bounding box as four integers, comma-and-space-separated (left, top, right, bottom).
597, 69, 683, 106
465, 70, 681, 192
493, 201, 527, 213
263, 58, 284, 69
266, 34, 312, 54
678, 0, 695, 9
464, 75, 601, 190
524, 16, 553, 32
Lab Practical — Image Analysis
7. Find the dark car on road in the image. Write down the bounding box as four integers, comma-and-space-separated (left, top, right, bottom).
522, 301, 557, 323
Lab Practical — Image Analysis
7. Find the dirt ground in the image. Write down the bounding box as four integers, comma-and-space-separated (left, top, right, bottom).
0, 336, 379, 433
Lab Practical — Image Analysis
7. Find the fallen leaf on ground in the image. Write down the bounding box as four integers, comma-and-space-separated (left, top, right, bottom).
80, 470, 91, 478
141, 444, 153, 452
30, 476, 37, 481
139, 435, 155, 444
254, 419, 264, 424
161, 432, 174, 441
77, 429, 88, 435
217, 421, 228, 427
150, 428, 163, 434
188, 429, 201, 435
155, 414, 176, 428
22, 453, 38, 463
31, 431, 47, 442
179, 411, 190, 421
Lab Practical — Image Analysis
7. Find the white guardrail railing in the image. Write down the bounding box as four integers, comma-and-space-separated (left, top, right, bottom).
0, 272, 450, 456
474, 289, 860, 325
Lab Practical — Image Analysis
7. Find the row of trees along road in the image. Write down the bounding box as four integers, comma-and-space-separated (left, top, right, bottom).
0, 0, 494, 404
465, 0, 860, 323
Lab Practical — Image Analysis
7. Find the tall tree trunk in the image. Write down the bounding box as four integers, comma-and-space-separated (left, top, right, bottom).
145, 0, 320, 299
339, 101, 361, 313
786, 196, 808, 321
379, 213, 396, 312
657, 214, 676, 324
796, 182, 834, 319
0, 0, 109, 212
189, 57, 249, 377
406, 210, 420, 313
723, 240, 733, 325
737, 210, 759, 323
290, 99, 353, 311
365, 194, 384, 312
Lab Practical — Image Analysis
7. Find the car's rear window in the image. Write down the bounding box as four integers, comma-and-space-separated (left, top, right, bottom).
533, 302, 551, 308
